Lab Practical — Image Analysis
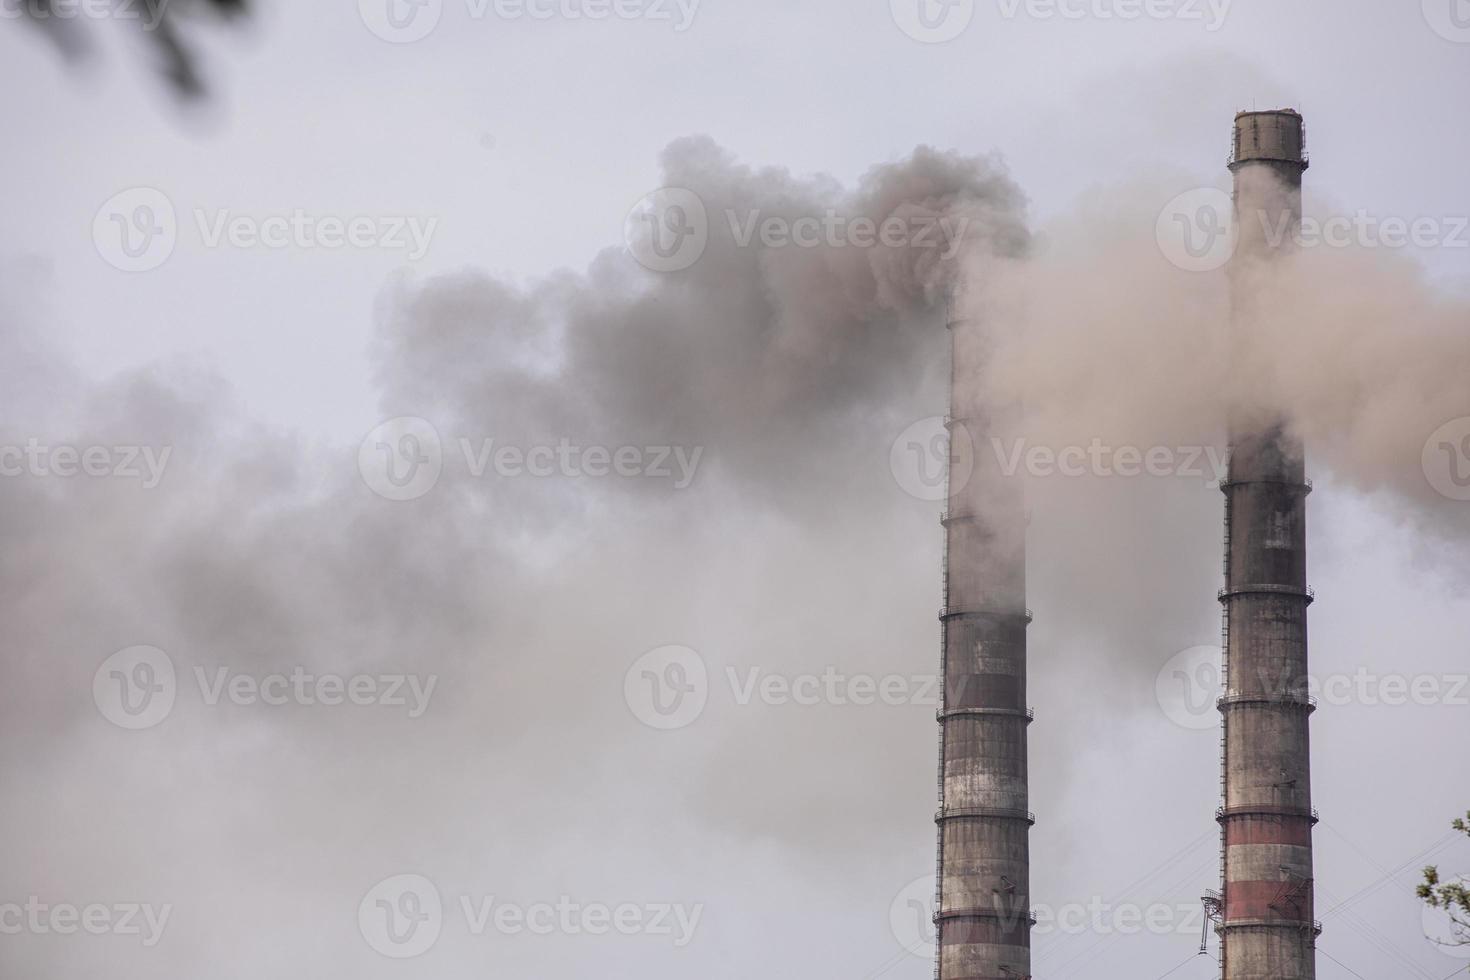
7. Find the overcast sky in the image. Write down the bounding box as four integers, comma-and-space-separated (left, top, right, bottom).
1, 2, 1468, 978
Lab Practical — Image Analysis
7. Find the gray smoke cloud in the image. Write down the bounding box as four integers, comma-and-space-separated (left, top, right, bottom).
0, 140, 1034, 979
374, 134, 1028, 510
3, 135, 1468, 980
963, 176, 1470, 548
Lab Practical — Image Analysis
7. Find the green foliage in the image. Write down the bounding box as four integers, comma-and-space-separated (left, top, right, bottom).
1421, 813, 1470, 949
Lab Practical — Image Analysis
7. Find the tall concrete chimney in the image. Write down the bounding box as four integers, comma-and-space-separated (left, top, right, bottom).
935, 309, 1033, 979
1215, 108, 1319, 979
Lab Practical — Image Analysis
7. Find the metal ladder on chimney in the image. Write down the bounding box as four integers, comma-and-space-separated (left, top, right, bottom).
1216, 474, 1233, 978
933, 314, 955, 980
933, 529, 949, 980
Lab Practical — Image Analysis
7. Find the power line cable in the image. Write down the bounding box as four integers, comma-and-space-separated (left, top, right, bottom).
1320, 945, 1373, 980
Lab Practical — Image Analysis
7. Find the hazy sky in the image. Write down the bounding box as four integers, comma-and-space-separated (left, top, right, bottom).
1, 2, 1468, 978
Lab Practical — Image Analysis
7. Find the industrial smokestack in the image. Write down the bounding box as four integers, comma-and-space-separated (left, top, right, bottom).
935, 309, 1033, 979
1215, 108, 1319, 979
